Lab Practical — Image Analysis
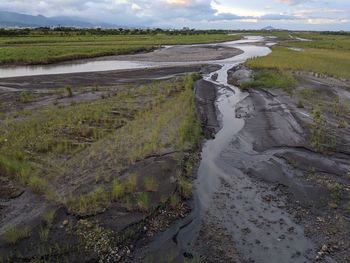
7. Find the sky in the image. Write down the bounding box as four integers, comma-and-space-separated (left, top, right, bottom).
0, 0, 349, 30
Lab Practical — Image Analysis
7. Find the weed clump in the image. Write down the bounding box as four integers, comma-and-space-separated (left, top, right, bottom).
65, 85, 73, 97
297, 99, 304, 108
4, 226, 31, 244
144, 176, 158, 192
170, 193, 180, 209
111, 179, 125, 200
178, 177, 193, 199
125, 174, 138, 193
136, 192, 150, 211
310, 106, 336, 152
28, 176, 48, 193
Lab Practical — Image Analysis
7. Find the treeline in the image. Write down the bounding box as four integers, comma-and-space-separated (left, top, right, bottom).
0, 27, 232, 37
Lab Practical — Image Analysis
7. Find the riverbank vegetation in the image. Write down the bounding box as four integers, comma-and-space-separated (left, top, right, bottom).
0, 28, 240, 65
246, 32, 350, 79
0, 73, 203, 261
241, 69, 297, 93
0, 75, 200, 205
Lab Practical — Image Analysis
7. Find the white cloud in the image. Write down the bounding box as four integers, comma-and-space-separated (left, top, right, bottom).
0, 0, 348, 29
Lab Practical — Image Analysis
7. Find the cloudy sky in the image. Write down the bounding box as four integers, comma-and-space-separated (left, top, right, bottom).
0, 0, 349, 30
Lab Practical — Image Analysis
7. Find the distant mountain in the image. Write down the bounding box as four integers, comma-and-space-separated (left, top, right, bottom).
0, 11, 112, 28
262, 26, 275, 31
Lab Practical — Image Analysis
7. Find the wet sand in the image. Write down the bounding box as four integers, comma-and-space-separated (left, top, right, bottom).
104, 45, 243, 62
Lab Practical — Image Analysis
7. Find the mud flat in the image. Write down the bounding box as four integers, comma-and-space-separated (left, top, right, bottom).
104, 45, 243, 62
130, 46, 350, 263
3, 35, 348, 263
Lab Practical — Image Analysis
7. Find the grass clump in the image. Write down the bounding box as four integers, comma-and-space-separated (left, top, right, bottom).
28, 176, 48, 193
144, 176, 158, 192
39, 227, 50, 242
310, 107, 336, 152
170, 193, 180, 209
0, 154, 30, 183
178, 177, 193, 199
67, 187, 110, 215
65, 85, 73, 97
19, 91, 32, 103
42, 210, 55, 226
111, 179, 126, 200
122, 196, 134, 211
125, 174, 138, 193
136, 192, 150, 211
241, 69, 297, 93
4, 226, 31, 244
297, 99, 304, 108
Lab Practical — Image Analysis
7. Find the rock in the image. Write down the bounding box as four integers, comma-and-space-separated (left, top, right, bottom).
321, 244, 328, 252
62, 220, 69, 227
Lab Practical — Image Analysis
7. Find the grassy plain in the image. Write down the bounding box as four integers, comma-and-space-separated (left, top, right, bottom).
0, 33, 240, 64
246, 32, 350, 79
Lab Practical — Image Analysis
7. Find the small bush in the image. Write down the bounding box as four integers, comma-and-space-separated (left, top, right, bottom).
111, 179, 125, 200
4, 226, 31, 244
136, 192, 150, 211
144, 176, 158, 192
28, 176, 48, 193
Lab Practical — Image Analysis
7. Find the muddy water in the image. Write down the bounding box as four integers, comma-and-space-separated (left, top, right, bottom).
0, 61, 157, 78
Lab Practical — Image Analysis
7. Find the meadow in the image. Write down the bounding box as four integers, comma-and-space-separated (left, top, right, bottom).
246, 32, 350, 79
0, 32, 240, 64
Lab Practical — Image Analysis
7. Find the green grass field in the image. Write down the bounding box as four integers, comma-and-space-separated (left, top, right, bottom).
0, 33, 240, 65
246, 32, 350, 79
